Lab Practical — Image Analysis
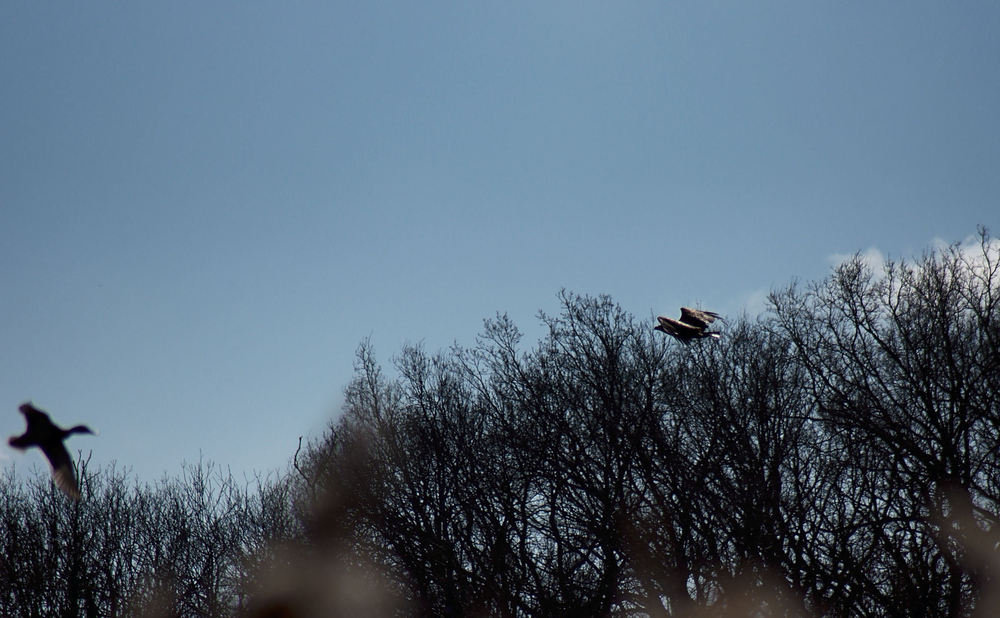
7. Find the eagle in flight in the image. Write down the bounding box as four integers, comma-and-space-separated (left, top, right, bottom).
655, 307, 724, 343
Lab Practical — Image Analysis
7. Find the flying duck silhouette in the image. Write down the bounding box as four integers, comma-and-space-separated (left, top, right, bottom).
8, 402, 94, 500
655, 307, 724, 342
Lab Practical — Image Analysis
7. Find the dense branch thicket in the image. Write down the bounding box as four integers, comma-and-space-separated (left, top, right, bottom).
290, 231, 999, 617
0, 460, 300, 617
1, 231, 998, 617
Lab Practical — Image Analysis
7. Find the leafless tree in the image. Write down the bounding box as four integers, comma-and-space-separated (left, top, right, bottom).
293, 232, 999, 616
0, 457, 300, 617
770, 228, 1000, 616
3, 231, 997, 617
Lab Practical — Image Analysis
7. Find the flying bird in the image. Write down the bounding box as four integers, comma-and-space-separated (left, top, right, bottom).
655, 307, 724, 342
8, 402, 94, 500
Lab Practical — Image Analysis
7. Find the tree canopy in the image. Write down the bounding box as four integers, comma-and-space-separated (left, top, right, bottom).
2, 231, 999, 617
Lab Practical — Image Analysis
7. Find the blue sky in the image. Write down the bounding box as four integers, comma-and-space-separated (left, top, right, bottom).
2, 2, 998, 482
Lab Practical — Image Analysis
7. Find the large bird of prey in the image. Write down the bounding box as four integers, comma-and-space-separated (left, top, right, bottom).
8, 403, 94, 500
655, 307, 724, 343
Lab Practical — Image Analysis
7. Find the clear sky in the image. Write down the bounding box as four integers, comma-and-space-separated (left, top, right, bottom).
2, 2, 998, 482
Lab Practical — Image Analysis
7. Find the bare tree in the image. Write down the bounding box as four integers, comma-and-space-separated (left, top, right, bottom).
0, 457, 300, 617
294, 232, 999, 617
295, 293, 825, 616
4, 231, 997, 617
770, 228, 1000, 616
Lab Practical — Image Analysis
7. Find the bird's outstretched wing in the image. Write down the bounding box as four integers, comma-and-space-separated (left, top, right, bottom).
40, 441, 81, 500
655, 316, 703, 341
8, 434, 31, 450
679, 307, 722, 329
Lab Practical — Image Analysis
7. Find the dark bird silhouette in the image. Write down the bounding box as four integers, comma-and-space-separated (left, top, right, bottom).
8, 402, 93, 500
655, 307, 724, 342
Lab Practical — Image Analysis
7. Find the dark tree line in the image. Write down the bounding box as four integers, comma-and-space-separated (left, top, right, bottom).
0, 460, 300, 617
1, 231, 998, 616
291, 230, 1000, 617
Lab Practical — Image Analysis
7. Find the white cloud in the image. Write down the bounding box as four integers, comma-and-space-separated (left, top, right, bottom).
934, 231, 1000, 271
826, 247, 887, 272
734, 230, 998, 318
741, 287, 772, 316
825, 231, 1000, 291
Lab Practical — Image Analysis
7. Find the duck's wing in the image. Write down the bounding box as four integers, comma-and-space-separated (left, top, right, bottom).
39, 441, 81, 500
8, 433, 33, 450
10, 405, 39, 450
19, 402, 49, 422
17, 403, 58, 437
